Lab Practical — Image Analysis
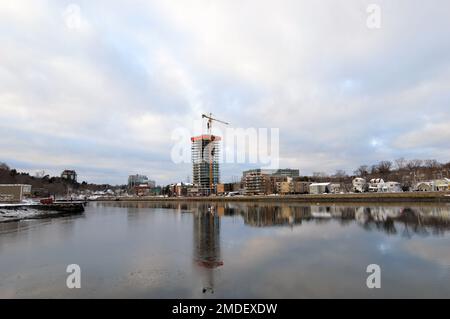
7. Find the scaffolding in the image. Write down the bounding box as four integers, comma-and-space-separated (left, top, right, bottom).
191, 135, 221, 196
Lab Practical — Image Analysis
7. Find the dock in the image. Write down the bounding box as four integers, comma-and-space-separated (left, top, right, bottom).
0, 201, 85, 223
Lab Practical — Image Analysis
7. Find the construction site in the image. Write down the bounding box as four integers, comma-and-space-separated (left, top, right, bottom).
190, 113, 228, 196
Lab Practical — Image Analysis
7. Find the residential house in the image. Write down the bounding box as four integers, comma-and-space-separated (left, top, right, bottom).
309, 183, 331, 194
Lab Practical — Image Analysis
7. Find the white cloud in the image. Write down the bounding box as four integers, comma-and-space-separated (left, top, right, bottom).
1, 0, 450, 183
394, 122, 450, 149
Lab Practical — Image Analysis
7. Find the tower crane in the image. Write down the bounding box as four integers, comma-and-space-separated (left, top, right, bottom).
201, 113, 229, 195
202, 113, 229, 135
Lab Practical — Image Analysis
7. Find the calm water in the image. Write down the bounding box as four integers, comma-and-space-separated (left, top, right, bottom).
1, 201, 449, 298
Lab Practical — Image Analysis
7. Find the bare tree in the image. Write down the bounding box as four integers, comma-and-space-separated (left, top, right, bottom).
333, 170, 348, 184
424, 159, 441, 169
313, 172, 328, 178
407, 159, 423, 170
354, 165, 369, 177
34, 170, 46, 178
370, 164, 378, 175
0, 162, 10, 171
312, 172, 328, 182
377, 161, 393, 174
333, 170, 347, 177
395, 157, 407, 170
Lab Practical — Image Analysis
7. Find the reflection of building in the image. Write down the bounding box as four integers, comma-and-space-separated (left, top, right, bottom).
237, 203, 450, 236
192, 135, 221, 196
368, 207, 402, 221
311, 206, 333, 219
193, 205, 223, 294
242, 205, 311, 227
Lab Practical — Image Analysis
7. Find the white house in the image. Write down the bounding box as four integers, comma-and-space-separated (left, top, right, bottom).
368, 178, 384, 192
379, 181, 402, 193
431, 179, 449, 192
309, 183, 331, 194
352, 178, 367, 193
415, 182, 432, 192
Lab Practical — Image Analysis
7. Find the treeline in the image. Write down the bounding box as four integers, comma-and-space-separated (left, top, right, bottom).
352, 158, 450, 184
2, 158, 449, 195
0, 162, 123, 196
309, 158, 450, 191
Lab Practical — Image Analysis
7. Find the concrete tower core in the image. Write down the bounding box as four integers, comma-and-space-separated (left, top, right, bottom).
191, 134, 221, 196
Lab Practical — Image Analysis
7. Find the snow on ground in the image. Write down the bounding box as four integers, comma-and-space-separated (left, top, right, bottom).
0, 208, 39, 222
0, 199, 39, 207
0, 207, 66, 223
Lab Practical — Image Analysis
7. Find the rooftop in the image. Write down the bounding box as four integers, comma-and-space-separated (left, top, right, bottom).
191, 135, 222, 142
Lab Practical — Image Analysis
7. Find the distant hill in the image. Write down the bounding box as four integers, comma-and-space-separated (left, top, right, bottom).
0, 162, 122, 196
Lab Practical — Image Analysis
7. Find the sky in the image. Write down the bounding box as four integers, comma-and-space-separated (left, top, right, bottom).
1, 0, 450, 185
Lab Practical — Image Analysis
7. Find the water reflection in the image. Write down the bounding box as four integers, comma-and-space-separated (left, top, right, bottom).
102, 201, 450, 237
239, 204, 450, 237
178, 202, 449, 295
1, 201, 449, 298
193, 204, 223, 294
215, 203, 447, 236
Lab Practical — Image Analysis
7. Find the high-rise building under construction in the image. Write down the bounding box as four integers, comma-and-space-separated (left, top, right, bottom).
191, 134, 221, 195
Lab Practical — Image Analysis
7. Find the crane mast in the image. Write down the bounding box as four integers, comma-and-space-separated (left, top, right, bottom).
201, 113, 229, 195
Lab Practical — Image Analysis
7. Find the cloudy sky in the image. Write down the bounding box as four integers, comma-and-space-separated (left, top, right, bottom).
1, 0, 449, 185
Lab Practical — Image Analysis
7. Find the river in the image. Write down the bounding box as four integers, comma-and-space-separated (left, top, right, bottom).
0, 201, 449, 298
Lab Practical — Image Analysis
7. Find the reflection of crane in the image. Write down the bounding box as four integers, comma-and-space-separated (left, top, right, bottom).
201, 113, 229, 194
193, 205, 223, 294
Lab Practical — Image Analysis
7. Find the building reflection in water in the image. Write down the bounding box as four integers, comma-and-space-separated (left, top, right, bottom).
95, 201, 450, 237
237, 204, 450, 237
95, 201, 450, 293
193, 204, 223, 294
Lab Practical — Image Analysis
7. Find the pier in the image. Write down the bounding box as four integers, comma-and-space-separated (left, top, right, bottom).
0, 202, 85, 223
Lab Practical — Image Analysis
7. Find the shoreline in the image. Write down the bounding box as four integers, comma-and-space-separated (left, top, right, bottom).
0, 202, 85, 223
93, 192, 450, 203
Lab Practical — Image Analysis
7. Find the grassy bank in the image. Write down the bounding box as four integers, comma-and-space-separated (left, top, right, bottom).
95, 192, 450, 203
